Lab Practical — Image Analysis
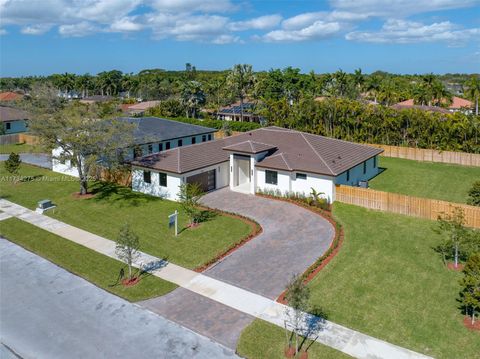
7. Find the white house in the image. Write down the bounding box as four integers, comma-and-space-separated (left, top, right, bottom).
52, 117, 217, 177
130, 126, 383, 202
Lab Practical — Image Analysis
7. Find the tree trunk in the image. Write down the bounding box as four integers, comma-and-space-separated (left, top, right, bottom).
79, 178, 88, 195
454, 242, 458, 268
128, 258, 132, 280
472, 308, 475, 325
476, 97, 478, 116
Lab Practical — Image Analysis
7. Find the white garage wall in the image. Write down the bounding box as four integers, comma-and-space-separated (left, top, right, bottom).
52, 147, 80, 177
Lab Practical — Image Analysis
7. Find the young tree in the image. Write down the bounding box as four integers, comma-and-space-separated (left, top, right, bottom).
115, 223, 140, 280
467, 181, 480, 207
30, 102, 134, 195
227, 64, 255, 122
178, 183, 204, 226
4, 152, 21, 176
436, 207, 468, 269
284, 274, 310, 355
459, 253, 480, 325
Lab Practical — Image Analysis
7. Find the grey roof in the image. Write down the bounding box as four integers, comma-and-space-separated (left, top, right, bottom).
131, 127, 383, 176
0, 106, 29, 123
118, 117, 217, 145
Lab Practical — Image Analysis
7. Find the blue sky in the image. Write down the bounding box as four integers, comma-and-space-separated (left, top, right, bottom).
0, 0, 479, 76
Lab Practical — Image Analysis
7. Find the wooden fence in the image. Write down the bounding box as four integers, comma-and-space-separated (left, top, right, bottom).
95, 167, 132, 187
335, 185, 480, 229
369, 144, 480, 167
0, 133, 40, 145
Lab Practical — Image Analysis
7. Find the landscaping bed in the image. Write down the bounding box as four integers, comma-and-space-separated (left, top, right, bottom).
0, 163, 253, 269
369, 156, 480, 204
0, 218, 177, 302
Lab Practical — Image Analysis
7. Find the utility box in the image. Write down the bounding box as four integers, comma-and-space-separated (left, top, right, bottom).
358, 180, 369, 188
36, 199, 56, 214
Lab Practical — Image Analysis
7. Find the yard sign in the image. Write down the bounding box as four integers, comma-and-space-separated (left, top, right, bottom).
168, 210, 178, 236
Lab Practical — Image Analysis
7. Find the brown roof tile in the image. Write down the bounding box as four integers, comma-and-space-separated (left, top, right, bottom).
223, 140, 276, 154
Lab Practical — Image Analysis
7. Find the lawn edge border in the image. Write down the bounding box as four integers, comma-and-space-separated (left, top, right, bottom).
254, 194, 344, 304
193, 206, 262, 273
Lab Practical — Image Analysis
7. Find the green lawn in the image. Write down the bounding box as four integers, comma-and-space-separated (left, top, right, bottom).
0, 164, 253, 269
369, 157, 480, 204
0, 218, 177, 301
0, 142, 46, 154
305, 203, 480, 359
237, 319, 351, 359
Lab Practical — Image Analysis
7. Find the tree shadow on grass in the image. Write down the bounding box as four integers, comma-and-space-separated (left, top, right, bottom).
90, 181, 160, 207
109, 258, 169, 288
177, 210, 218, 234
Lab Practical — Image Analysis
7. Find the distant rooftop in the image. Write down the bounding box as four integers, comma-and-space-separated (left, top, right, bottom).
0, 106, 30, 122
0, 92, 23, 102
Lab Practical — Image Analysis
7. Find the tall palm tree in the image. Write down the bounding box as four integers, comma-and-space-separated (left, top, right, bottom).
465, 75, 480, 115
353, 68, 365, 94
227, 64, 255, 122
365, 75, 382, 104
180, 81, 205, 118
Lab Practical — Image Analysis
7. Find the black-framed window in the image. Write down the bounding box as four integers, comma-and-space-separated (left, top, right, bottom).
296, 173, 307, 180
208, 134, 212, 141
166, 141, 171, 150
6, 122, 11, 130
192, 136, 196, 144
363, 161, 367, 174
346, 170, 350, 181
265, 170, 278, 185
159, 172, 167, 187
373, 156, 377, 168
148, 144, 153, 154
143, 170, 151, 183
178, 139, 183, 147
202, 135, 207, 142
159, 143, 163, 152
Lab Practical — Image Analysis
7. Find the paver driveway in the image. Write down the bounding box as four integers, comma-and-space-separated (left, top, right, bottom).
141, 189, 334, 349
0, 238, 238, 359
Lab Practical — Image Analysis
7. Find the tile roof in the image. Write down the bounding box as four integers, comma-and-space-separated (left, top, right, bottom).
223, 140, 276, 154
118, 117, 216, 145
0, 92, 23, 101
127, 101, 161, 111
449, 96, 473, 109
132, 126, 383, 176
0, 106, 30, 122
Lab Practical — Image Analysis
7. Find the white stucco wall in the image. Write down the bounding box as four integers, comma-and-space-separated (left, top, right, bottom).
51, 147, 80, 177
256, 168, 291, 194
335, 156, 379, 186
291, 172, 336, 203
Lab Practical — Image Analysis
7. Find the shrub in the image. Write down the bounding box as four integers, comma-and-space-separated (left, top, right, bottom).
467, 181, 480, 206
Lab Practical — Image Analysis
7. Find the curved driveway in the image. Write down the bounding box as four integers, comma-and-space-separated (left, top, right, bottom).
201, 188, 335, 299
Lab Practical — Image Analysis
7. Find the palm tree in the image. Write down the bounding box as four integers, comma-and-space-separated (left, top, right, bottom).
227, 64, 255, 122
76, 74, 93, 98
465, 76, 480, 115
353, 68, 365, 94
180, 80, 205, 118
365, 75, 381, 104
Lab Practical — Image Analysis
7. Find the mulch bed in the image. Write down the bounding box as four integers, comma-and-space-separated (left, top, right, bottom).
72, 192, 96, 199
447, 262, 464, 271
194, 207, 262, 273
284, 347, 295, 358
121, 277, 140, 287
463, 316, 480, 331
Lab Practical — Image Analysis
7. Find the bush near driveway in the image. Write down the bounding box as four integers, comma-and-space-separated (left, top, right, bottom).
0, 163, 252, 269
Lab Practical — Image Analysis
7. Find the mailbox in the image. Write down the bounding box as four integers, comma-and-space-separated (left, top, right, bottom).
38, 200, 53, 210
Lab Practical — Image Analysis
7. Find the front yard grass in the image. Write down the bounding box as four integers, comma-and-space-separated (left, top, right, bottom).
237, 319, 351, 359
0, 142, 45, 154
306, 203, 480, 359
0, 163, 253, 269
0, 218, 177, 301
369, 156, 480, 204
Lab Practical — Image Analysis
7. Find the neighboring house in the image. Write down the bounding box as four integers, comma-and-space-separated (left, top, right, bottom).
393, 97, 473, 113
130, 126, 383, 203
214, 102, 264, 123
52, 117, 217, 177
79, 95, 114, 104
0, 91, 24, 102
124, 101, 161, 115
0, 106, 29, 134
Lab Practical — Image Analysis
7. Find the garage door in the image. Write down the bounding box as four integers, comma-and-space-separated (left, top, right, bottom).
186, 169, 216, 192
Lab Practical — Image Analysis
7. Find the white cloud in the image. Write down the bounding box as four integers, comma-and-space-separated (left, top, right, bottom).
212, 34, 241, 44
59, 21, 99, 37
282, 11, 368, 30
0, 28, 7, 35
110, 17, 143, 32
346, 19, 480, 45
20, 24, 52, 35
330, 0, 478, 17
262, 21, 342, 42
149, 0, 236, 13
229, 14, 282, 31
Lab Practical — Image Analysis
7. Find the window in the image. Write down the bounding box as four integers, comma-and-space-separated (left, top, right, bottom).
192, 137, 196, 144
363, 161, 367, 174
143, 170, 151, 183
6, 122, 11, 130
296, 173, 307, 180
178, 139, 183, 147
148, 144, 153, 154
159, 172, 167, 187
202, 135, 206, 142
166, 141, 171, 150
373, 156, 377, 168
208, 134, 212, 141
133, 146, 142, 158
265, 170, 278, 185
346, 170, 350, 181
159, 143, 163, 152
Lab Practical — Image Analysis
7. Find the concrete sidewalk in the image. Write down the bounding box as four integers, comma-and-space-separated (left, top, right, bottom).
0, 199, 433, 359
